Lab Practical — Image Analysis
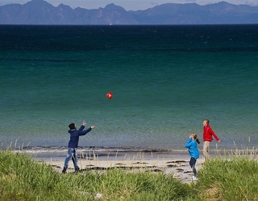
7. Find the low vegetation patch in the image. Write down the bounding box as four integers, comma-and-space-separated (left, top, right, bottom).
197, 157, 258, 201
1, 150, 258, 200
0, 150, 195, 201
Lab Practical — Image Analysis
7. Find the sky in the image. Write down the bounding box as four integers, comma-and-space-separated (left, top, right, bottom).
0, 0, 257, 10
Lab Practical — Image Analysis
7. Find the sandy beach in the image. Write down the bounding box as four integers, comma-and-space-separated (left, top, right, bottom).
30, 149, 205, 184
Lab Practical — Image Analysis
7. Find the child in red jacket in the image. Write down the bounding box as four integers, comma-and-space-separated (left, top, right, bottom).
203, 119, 220, 160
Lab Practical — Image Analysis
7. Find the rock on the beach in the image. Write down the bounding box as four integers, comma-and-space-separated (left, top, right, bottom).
95, 193, 103, 199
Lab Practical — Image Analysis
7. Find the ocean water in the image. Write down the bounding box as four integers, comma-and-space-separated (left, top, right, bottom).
1, 25, 258, 150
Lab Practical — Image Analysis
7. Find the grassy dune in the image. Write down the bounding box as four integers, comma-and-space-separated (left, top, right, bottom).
197, 157, 258, 200
0, 150, 258, 200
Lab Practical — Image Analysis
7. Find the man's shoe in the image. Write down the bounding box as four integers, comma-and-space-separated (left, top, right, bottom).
75, 167, 80, 172
62, 167, 67, 174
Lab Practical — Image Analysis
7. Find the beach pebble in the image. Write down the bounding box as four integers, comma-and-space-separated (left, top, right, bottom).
95, 193, 103, 199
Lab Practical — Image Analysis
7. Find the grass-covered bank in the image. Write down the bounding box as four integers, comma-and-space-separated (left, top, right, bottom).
0, 151, 194, 201
197, 157, 258, 200
1, 150, 258, 201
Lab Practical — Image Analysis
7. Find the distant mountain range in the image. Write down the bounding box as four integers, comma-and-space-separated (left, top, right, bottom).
1, 0, 258, 25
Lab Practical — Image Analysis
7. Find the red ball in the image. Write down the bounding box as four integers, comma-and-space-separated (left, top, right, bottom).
106, 92, 113, 99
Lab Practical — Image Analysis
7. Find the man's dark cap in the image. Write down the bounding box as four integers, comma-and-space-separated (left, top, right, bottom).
69, 123, 75, 129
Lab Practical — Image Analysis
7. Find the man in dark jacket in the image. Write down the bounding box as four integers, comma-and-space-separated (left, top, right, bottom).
62, 120, 95, 173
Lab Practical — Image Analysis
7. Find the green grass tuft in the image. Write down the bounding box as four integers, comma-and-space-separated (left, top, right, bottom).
197, 157, 258, 201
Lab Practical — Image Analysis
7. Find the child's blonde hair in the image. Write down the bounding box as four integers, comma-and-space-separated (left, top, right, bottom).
192, 132, 200, 144
204, 119, 210, 125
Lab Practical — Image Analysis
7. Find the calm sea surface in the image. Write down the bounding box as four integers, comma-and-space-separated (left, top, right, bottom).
1, 25, 258, 150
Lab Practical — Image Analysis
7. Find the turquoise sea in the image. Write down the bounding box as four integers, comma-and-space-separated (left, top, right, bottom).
1, 25, 258, 151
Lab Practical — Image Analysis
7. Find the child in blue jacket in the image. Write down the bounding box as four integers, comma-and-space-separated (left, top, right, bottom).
185, 132, 200, 181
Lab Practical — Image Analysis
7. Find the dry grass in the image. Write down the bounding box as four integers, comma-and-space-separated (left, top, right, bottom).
201, 184, 222, 201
